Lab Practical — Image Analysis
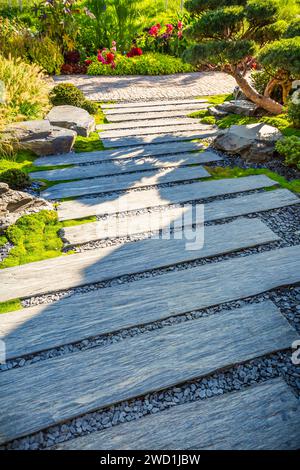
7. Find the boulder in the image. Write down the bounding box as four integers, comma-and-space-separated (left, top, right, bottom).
208, 106, 229, 119
215, 100, 260, 117
46, 105, 96, 137
0, 183, 53, 231
213, 123, 283, 162
4, 120, 76, 156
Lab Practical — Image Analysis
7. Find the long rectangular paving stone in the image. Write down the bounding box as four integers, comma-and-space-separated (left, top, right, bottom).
106, 109, 207, 123
57, 175, 278, 221
41, 165, 210, 200
101, 99, 207, 109
104, 102, 207, 115
101, 129, 217, 148
0, 218, 276, 306
97, 117, 198, 131
0, 301, 297, 444
57, 378, 300, 450
2, 240, 300, 361
31, 151, 221, 182
61, 189, 299, 245
100, 123, 211, 139
34, 142, 206, 168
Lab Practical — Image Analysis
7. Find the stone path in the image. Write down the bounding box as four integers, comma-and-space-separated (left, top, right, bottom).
53, 72, 236, 102
0, 98, 300, 450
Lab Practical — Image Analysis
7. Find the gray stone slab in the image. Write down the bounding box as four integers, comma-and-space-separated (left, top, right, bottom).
61, 189, 299, 245
31, 151, 222, 182
104, 102, 207, 115
57, 378, 300, 450
97, 117, 197, 131
106, 110, 207, 123
0, 301, 297, 444
100, 123, 210, 139
101, 129, 217, 148
42, 165, 211, 200
34, 142, 206, 167
57, 175, 278, 221
0, 218, 277, 306
101, 99, 207, 109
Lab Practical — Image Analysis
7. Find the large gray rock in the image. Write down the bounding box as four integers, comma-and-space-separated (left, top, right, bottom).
47, 105, 96, 137
4, 120, 76, 156
213, 123, 283, 162
0, 183, 52, 230
216, 100, 260, 117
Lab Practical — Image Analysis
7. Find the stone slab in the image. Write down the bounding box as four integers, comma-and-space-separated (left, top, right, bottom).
104, 102, 207, 115
101, 99, 207, 109
41, 166, 210, 200
100, 123, 211, 139
57, 175, 278, 221
106, 109, 207, 123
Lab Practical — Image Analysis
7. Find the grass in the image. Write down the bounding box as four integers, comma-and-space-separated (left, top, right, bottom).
205, 166, 300, 194
0, 210, 97, 269
0, 298, 22, 314
73, 104, 106, 153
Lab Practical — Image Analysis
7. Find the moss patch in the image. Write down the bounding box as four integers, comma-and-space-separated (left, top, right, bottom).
0, 299, 22, 314
197, 94, 233, 106
205, 166, 300, 193
74, 132, 105, 153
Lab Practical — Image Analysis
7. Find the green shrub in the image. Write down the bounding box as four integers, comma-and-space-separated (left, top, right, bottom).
87, 53, 194, 76
288, 100, 300, 129
0, 168, 31, 190
27, 36, 64, 75
284, 18, 300, 38
201, 116, 216, 125
251, 70, 282, 103
0, 54, 50, 124
275, 136, 300, 169
49, 83, 97, 114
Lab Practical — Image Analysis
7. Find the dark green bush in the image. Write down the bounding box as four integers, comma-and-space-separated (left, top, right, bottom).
288, 100, 300, 129
49, 83, 97, 114
284, 18, 300, 38
275, 136, 300, 168
251, 70, 282, 102
0, 169, 31, 190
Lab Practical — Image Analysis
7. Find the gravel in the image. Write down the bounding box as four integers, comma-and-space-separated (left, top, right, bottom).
0, 241, 13, 263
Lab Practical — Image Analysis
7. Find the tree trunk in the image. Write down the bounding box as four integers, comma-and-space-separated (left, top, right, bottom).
230, 69, 283, 115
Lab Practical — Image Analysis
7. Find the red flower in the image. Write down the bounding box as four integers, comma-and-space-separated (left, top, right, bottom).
126, 47, 143, 58
85, 58, 92, 65
177, 21, 183, 29
178, 30, 183, 39
166, 24, 173, 34
106, 52, 115, 64
149, 24, 160, 36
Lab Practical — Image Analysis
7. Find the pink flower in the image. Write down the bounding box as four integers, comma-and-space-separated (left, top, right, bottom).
178, 30, 183, 39
149, 25, 159, 36
112, 40, 116, 46
111, 46, 117, 52
177, 21, 183, 30
166, 24, 173, 34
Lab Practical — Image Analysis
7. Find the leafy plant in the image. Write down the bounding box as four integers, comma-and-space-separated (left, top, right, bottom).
27, 36, 64, 75
49, 83, 97, 114
288, 99, 300, 129
275, 136, 300, 169
0, 54, 50, 124
87, 52, 194, 75
0, 168, 31, 189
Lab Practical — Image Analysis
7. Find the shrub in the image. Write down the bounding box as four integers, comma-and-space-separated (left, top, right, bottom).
0, 169, 31, 190
275, 136, 300, 169
0, 54, 50, 124
27, 37, 64, 75
288, 100, 300, 129
87, 53, 194, 76
49, 83, 97, 114
251, 70, 282, 103
284, 18, 300, 38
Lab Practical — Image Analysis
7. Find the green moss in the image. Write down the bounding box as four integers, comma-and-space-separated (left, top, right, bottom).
197, 94, 233, 106
0, 299, 22, 314
205, 166, 300, 193
189, 109, 209, 119
201, 116, 216, 125
74, 132, 105, 153
0, 235, 8, 246
61, 216, 97, 228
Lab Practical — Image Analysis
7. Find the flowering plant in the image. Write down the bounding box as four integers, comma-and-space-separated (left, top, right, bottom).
140, 20, 186, 57
126, 46, 143, 58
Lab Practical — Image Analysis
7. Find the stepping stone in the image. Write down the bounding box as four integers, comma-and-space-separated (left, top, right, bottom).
57, 175, 278, 221
104, 102, 208, 115
0, 218, 276, 306
41, 165, 211, 200
101, 99, 207, 109
61, 189, 299, 245
100, 123, 211, 139
57, 378, 300, 450
34, 141, 206, 167
0, 301, 297, 444
101, 129, 217, 148
97, 117, 198, 131
46, 105, 95, 137
3, 242, 300, 358
105, 109, 207, 122
31, 151, 222, 182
